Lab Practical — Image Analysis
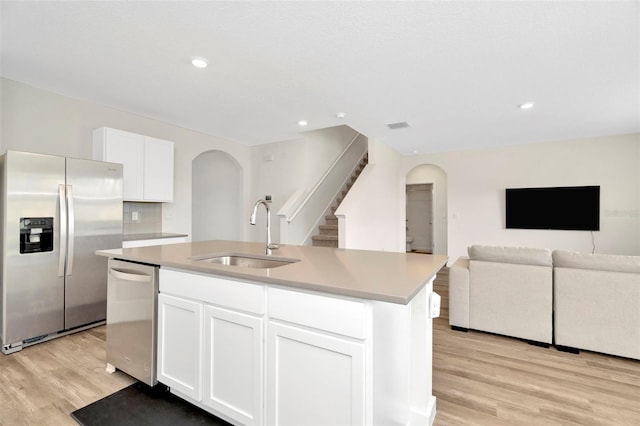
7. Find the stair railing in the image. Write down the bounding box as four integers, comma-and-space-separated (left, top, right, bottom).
278, 133, 367, 245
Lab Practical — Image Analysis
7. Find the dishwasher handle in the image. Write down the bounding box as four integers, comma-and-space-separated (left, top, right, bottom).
109, 267, 153, 283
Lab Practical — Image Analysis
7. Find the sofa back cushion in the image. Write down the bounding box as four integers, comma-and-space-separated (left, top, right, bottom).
553, 250, 640, 273
468, 245, 552, 267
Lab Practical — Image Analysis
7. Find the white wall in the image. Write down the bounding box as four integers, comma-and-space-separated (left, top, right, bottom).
337, 139, 404, 252
6, 79, 638, 258
0, 78, 252, 238
404, 133, 640, 262
250, 137, 306, 243
249, 125, 358, 243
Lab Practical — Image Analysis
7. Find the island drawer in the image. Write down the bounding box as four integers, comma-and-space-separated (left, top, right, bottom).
160, 268, 264, 315
268, 287, 367, 339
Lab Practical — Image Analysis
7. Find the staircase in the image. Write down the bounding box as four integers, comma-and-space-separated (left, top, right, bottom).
311, 153, 368, 248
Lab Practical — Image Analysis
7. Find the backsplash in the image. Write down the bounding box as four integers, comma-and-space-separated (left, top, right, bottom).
123, 202, 162, 234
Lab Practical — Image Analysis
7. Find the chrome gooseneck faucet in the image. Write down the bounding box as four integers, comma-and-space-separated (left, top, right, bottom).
250, 199, 278, 255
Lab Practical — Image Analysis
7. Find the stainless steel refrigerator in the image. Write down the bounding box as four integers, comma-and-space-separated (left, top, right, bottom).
0, 150, 123, 354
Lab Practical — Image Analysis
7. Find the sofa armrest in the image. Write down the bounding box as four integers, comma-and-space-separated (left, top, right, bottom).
449, 256, 470, 328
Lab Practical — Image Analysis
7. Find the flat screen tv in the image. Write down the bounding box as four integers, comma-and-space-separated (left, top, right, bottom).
505, 186, 600, 231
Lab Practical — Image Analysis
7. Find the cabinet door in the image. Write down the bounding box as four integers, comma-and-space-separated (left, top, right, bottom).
203, 305, 263, 425
100, 128, 144, 201
157, 294, 203, 401
143, 137, 174, 202
267, 322, 365, 426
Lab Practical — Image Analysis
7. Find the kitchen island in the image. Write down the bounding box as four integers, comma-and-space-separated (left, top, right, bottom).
98, 240, 447, 426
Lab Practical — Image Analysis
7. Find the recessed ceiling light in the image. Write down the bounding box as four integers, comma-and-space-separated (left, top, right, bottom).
298, 120, 308, 126
519, 102, 535, 110
191, 57, 208, 68
336, 112, 346, 119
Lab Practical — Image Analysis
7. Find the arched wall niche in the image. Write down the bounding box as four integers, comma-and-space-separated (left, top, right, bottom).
192, 150, 243, 241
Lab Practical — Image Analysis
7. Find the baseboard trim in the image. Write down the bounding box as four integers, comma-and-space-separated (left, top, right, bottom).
410, 396, 437, 425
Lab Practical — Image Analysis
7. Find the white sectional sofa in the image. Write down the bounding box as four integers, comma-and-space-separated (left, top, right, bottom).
449, 245, 554, 345
450, 245, 640, 360
553, 250, 640, 360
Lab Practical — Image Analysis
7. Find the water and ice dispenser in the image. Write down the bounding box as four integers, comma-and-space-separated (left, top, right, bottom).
19, 217, 54, 254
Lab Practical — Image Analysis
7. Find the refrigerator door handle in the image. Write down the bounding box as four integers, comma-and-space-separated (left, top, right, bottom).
66, 185, 74, 276
58, 184, 67, 277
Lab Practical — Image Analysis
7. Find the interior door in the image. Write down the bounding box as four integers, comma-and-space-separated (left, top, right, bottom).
406, 184, 433, 253
64, 157, 122, 329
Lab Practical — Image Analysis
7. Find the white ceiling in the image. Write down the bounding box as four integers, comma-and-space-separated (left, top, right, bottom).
1, 1, 639, 155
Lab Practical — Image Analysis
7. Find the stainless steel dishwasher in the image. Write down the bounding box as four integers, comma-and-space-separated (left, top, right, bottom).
105, 258, 158, 386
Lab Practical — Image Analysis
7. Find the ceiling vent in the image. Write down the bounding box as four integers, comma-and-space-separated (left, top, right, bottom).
387, 121, 409, 129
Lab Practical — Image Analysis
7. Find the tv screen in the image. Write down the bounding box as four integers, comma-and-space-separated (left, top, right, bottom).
505, 186, 600, 231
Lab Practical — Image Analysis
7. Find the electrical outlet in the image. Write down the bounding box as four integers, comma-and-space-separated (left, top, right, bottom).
132, 211, 139, 221
430, 292, 441, 318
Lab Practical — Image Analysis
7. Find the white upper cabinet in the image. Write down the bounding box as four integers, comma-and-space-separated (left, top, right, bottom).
142, 136, 174, 202
93, 127, 174, 202
93, 127, 143, 200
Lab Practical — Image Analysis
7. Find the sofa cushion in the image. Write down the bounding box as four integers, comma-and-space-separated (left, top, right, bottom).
468, 245, 552, 267
469, 260, 553, 343
553, 250, 640, 273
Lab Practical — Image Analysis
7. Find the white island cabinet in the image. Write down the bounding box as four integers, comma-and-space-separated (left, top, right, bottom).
267, 287, 367, 425
157, 293, 203, 401
156, 267, 437, 426
158, 268, 265, 426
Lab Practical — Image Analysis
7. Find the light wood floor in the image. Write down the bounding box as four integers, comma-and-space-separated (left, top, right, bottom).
1, 269, 639, 425
432, 268, 640, 426
0, 327, 134, 425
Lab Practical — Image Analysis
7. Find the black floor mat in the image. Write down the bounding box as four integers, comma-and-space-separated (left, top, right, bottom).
71, 382, 232, 426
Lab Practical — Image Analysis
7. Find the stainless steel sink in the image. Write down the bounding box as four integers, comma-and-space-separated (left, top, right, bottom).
190, 253, 300, 269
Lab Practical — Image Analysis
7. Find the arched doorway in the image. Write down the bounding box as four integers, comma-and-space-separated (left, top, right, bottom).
406, 164, 448, 255
192, 150, 242, 241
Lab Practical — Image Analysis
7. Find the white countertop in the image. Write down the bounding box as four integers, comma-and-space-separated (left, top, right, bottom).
98, 240, 447, 304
